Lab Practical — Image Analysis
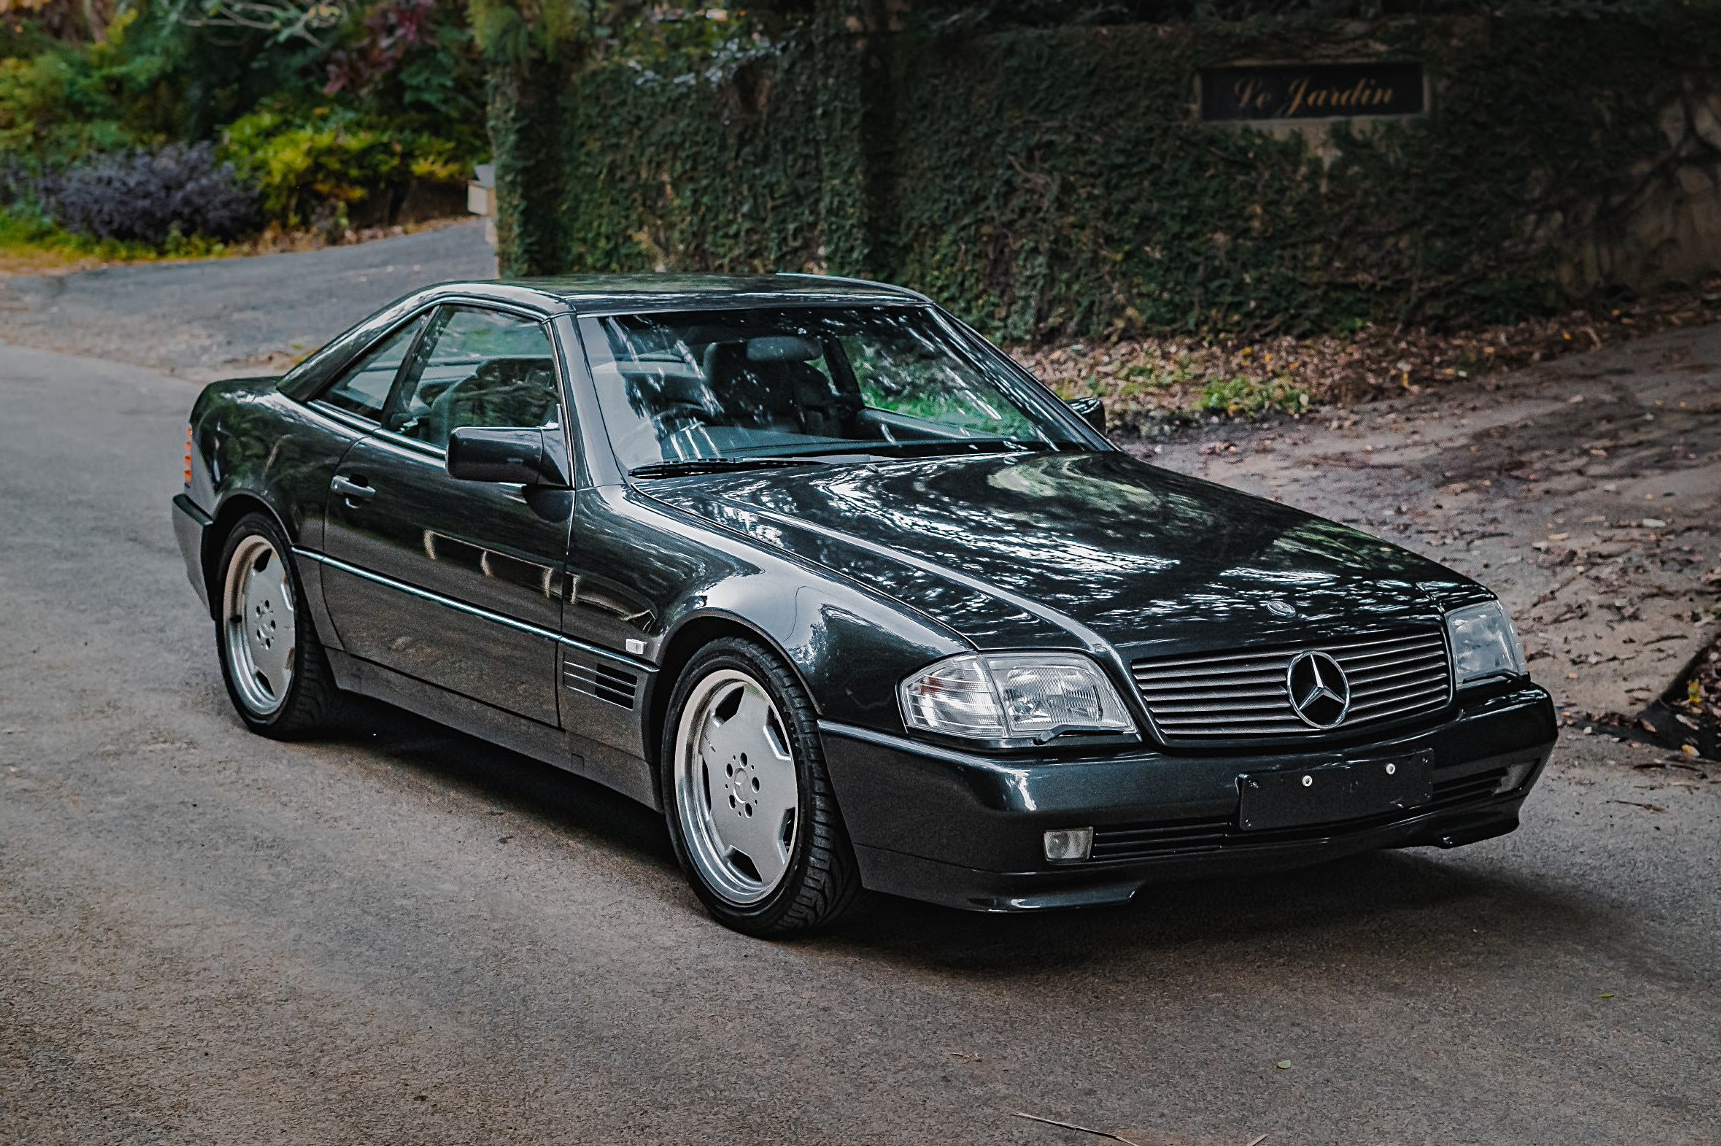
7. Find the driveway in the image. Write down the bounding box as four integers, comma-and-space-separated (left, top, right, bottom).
0, 221, 495, 379
1, 237, 1717, 1144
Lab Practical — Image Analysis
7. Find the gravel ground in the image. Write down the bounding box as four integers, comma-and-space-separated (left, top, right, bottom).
1, 236, 1717, 1143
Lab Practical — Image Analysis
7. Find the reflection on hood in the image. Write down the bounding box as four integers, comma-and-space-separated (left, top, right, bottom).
646, 450, 1478, 654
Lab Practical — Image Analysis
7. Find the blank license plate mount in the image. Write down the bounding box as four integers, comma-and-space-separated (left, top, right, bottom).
1238, 752, 1434, 832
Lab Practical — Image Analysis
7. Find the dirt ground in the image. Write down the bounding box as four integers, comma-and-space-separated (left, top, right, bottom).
1147, 325, 1721, 764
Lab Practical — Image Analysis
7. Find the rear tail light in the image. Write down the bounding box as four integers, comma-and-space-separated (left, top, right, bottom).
183, 426, 193, 486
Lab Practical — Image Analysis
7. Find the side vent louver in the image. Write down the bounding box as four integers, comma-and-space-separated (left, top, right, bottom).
563, 658, 639, 709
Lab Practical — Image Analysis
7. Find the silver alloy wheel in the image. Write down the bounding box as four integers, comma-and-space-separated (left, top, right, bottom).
672, 668, 800, 905
222, 534, 296, 717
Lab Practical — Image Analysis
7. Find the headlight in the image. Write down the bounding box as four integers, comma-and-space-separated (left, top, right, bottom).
1445, 600, 1526, 686
900, 652, 1136, 744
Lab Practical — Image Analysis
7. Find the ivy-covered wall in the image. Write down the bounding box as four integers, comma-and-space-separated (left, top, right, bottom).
491, 4, 1721, 340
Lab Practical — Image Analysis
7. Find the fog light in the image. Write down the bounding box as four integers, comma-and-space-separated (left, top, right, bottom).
1495, 760, 1537, 794
1043, 827, 1093, 864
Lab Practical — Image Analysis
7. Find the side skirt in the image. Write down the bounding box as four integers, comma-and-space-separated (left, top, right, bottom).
326, 648, 659, 808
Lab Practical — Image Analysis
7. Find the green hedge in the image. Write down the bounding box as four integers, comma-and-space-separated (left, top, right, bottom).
492, 4, 1721, 339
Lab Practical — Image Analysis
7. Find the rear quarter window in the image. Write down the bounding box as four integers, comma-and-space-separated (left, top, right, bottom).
318, 314, 429, 421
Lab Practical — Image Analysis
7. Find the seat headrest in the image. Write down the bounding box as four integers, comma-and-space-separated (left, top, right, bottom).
745, 335, 821, 363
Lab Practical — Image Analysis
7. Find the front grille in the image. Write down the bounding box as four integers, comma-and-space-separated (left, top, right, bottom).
1131, 629, 1452, 744
1089, 766, 1508, 862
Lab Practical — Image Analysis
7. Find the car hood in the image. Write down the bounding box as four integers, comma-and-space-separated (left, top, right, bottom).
643, 450, 1484, 656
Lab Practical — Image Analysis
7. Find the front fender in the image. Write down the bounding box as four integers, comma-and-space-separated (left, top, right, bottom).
576, 485, 968, 738
656, 576, 962, 733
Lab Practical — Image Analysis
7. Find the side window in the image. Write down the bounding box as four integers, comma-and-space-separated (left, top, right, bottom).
386, 306, 560, 450
318, 314, 428, 421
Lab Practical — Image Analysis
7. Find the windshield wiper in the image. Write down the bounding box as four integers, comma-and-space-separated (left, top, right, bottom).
864, 438, 1066, 458
628, 457, 826, 479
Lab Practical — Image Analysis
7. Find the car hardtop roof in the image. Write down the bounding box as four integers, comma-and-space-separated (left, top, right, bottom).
445, 272, 929, 315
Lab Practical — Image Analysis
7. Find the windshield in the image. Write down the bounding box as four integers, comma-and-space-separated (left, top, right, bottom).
584, 305, 1093, 473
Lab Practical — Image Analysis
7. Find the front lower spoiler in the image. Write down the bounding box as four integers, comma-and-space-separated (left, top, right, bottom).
820, 683, 1555, 912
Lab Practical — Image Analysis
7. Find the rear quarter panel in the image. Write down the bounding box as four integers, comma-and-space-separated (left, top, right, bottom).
189, 379, 362, 641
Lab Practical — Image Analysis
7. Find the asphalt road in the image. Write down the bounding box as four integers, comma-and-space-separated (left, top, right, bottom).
0, 222, 495, 380
1, 342, 1718, 1146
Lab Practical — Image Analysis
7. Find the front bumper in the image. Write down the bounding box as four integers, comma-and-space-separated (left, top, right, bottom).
821, 683, 1556, 911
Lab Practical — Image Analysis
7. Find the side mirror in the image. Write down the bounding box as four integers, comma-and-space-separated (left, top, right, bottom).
446, 426, 570, 487
1067, 395, 1106, 435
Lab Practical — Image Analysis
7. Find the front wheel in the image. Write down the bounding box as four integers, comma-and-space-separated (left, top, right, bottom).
662, 638, 859, 936
214, 513, 343, 738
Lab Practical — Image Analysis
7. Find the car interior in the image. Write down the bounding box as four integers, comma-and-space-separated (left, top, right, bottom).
615, 331, 1001, 464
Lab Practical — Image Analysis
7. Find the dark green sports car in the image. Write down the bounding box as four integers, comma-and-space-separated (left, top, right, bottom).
172, 274, 1556, 936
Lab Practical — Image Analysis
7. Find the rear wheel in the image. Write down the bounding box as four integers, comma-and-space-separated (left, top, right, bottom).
662, 638, 859, 936
215, 513, 343, 737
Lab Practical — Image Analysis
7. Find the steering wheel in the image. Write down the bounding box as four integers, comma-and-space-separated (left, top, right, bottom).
651, 402, 716, 438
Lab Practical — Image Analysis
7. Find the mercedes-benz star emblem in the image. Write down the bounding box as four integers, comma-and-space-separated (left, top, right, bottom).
1286, 651, 1352, 729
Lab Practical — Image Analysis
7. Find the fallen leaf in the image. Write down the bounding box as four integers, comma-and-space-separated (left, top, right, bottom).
1275, 1060, 1292, 1070
1598, 991, 1615, 999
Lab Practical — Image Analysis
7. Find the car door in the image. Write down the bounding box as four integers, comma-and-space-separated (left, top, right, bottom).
319, 303, 572, 726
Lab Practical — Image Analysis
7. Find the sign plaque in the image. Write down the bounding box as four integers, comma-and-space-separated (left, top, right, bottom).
1200, 62, 1425, 122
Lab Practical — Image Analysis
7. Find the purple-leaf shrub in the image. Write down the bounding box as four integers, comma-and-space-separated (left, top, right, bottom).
42, 143, 258, 244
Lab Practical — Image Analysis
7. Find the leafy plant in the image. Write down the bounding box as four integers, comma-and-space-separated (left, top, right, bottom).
326, 0, 484, 129
1, 0, 484, 248
1118, 355, 1203, 395
220, 102, 466, 230
0, 43, 132, 161
38, 142, 258, 243
1199, 374, 1310, 416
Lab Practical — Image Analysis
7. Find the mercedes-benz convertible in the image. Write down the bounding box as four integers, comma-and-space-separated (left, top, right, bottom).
172, 274, 1556, 935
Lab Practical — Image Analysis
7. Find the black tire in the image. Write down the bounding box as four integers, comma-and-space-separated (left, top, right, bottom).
660, 637, 861, 937
213, 512, 344, 738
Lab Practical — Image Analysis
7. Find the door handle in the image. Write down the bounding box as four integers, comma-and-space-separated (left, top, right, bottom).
330, 474, 376, 503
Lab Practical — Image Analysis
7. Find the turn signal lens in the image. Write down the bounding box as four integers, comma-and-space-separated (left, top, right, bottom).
183, 426, 194, 487
900, 656, 1005, 738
